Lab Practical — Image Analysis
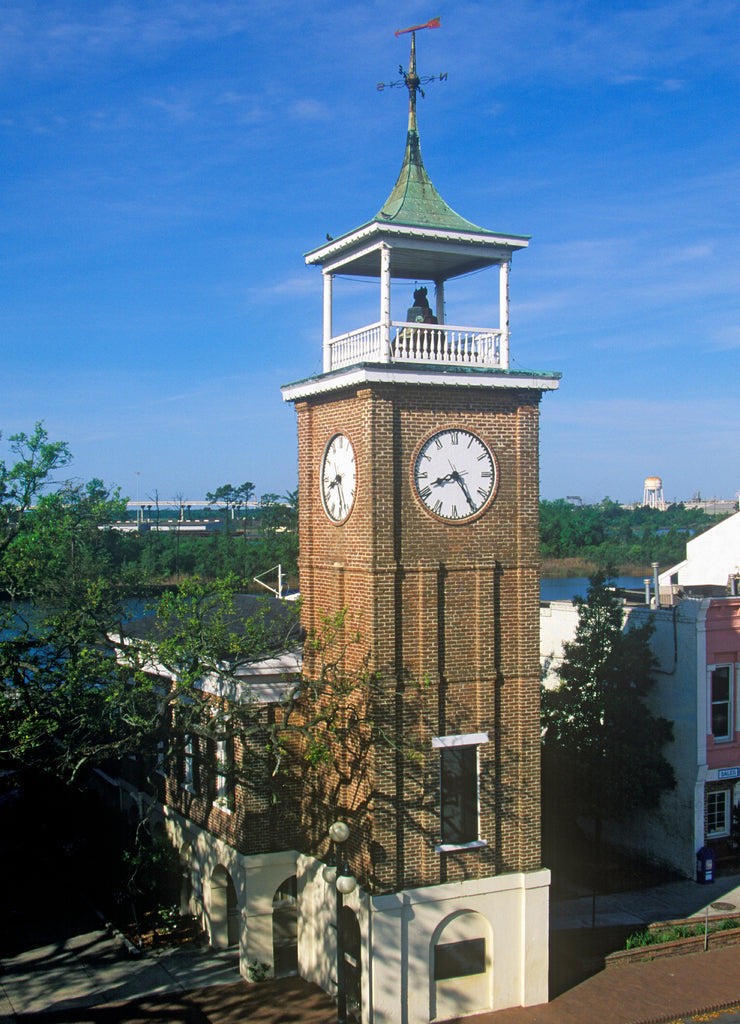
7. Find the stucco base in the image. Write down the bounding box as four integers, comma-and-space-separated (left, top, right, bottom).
299, 860, 550, 1024
153, 804, 549, 1022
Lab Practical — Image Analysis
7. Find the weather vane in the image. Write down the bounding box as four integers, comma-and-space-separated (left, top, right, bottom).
377, 16, 447, 101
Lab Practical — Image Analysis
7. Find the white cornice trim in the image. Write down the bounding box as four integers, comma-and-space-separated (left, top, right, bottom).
281, 364, 561, 402
305, 222, 529, 266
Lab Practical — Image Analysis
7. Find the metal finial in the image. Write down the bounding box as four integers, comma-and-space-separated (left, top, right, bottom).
377, 17, 446, 102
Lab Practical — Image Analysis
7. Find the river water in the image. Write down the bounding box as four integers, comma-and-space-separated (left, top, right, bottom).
540, 576, 646, 603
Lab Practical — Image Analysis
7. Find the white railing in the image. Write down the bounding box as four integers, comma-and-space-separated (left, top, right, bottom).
328, 322, 384, 369
327, 321, 506, 372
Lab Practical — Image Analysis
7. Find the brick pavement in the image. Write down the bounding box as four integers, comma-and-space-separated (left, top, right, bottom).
13, 946, 740, 1024
449, 942, 740, 1024
5, 895, 740, 1024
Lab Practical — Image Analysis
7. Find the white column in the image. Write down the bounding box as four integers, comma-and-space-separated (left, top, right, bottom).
380, 245, 391, 362
323, 272, 333, 373
499, 260, 510, 369
435, 279, 445, 324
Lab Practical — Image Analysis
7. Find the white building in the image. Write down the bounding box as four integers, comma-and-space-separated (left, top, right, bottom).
659, 510, 740, 595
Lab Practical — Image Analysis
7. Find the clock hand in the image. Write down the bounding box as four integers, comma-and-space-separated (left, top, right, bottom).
336, 477, 346, 514
450, 468, 476, 511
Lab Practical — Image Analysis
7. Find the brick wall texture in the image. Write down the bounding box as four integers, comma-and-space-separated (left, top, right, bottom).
294, 379, 544, 893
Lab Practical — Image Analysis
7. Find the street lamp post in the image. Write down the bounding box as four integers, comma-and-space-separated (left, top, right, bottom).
323, 821, 356, 1024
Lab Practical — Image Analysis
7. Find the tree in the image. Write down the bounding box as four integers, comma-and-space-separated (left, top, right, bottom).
122, 578, 419, 811
206, 482, 254, 529
206, 482, 255, 575
541, 572, 675, 850
0, 423, 72, 567
0, 430, 414, 833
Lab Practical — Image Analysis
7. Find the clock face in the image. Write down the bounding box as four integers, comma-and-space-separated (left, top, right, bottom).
413, 428, 497, 522
321, 433, 357, 523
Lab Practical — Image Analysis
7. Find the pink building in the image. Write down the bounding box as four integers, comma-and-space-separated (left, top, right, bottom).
704, 598, 740, 852
541, 577, 740, 877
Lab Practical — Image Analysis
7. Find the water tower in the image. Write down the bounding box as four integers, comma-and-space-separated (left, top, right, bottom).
643, 476, 666, 510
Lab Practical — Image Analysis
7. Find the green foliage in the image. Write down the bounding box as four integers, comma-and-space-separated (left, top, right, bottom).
540, 498, 731, 568
625, 917, 740, 949
246, 960, 271, 982
0, 429, 411, 821
122, 830, 181, 908
0, 423, 72, 570
0, 426, 148, 781
0, 584, 160, 782
126, 489, 298, 584
542, 572, 675, 831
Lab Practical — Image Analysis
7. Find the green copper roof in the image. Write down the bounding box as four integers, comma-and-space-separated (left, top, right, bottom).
374, 30, 491, 235
375, 123, 491, 234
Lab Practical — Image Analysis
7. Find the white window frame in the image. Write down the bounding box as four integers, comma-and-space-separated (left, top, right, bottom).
709, 664, 734, 743
707, 789, 731, 838
214, 735, 234, 812
433, 732, 489, 853
182, 734, 196, 792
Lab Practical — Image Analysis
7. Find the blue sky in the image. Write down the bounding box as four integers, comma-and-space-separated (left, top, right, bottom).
2, 0, 739, 506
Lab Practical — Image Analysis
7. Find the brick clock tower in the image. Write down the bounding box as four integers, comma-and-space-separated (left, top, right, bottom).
282, 31, 559, 1024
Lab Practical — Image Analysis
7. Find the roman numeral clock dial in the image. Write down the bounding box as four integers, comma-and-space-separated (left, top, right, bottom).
413, 428, 498, 522
320, 433, 357, 523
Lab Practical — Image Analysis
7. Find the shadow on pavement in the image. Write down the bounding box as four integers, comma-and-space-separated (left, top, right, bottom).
549, 924, 636, 997
13, 978, 336, 1024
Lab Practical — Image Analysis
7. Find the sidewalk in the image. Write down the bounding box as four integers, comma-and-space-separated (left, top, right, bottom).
0, 927, 244, 1021
4, 874, 740, 1024
551, 870, 740, 932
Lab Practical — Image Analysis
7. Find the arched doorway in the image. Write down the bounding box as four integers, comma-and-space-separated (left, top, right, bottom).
210, 865, 239, 949
179, 842, 194, 917
272, 875, 298, 976
430, 910, 492, 1021
340, 905, 361, 1020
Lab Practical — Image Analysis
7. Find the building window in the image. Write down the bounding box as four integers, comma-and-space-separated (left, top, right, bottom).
183, 735, 197, 791
214, 736, 235, 811
432, 733, 488, 848
440, 746, 478, 844
707, 789, 731, 837
711, 666, 733, 742
154, 739, 166, 776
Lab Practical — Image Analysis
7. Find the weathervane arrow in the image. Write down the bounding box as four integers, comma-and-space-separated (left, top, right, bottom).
395, 16, 441, 36
378, 18, 446, 95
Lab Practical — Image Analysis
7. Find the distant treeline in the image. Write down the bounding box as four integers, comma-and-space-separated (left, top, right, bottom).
540, 498, 732, 569
113, 499, 299, 586
119, 498, 727, 584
